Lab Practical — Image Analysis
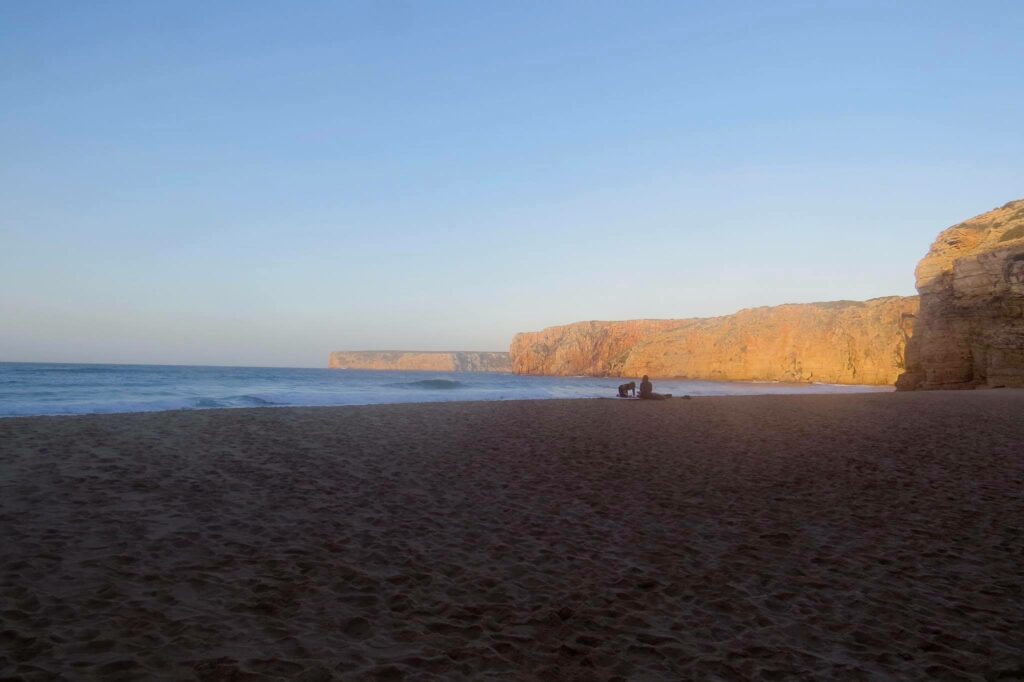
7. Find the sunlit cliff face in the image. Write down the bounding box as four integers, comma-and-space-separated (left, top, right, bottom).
510, 297, 918, 386
897, 199, 1024, 390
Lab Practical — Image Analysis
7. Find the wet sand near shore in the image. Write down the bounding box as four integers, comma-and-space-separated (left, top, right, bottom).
1, 391, 1022, 680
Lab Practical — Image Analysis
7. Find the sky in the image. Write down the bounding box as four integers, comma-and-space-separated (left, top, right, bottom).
1, 1, 1022, 368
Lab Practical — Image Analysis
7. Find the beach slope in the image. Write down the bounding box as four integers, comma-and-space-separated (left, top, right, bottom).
1, 392, 1022, 680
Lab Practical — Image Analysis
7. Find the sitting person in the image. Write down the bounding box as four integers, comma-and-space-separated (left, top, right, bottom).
617, 381, 636, 397
638, 375, 671, 400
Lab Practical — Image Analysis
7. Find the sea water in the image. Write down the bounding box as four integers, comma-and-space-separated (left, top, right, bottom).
0, 362, 892, 417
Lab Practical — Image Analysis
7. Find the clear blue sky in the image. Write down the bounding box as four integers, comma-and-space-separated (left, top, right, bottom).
2, 1, 1022, 367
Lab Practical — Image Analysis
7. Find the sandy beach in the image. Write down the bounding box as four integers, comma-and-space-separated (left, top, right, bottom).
1, 392, 1022, 681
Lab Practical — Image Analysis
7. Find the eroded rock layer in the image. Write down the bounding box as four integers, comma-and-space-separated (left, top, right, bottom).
511, 297, 918, 385
328, 351, 511, 373
896, 199, 1024, 390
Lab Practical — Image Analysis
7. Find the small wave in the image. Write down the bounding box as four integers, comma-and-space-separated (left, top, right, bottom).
388, 379, 464, 390
229, 395, 284, 406
189, 395, 285, 409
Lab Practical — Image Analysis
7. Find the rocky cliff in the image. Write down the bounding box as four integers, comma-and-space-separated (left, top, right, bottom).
328, 351, 511, 373
896, 200, 1024, 390
509, 319, 685, 377
511, 296, 918, 385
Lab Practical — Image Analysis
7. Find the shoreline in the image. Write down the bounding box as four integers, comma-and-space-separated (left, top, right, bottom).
0, 375, 894, 420
2, 391, 1021, 679
0, 391, 895, 421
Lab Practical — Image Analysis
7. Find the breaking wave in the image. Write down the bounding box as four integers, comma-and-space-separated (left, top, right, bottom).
194, 395, 284, 409
388, 379, 465, 390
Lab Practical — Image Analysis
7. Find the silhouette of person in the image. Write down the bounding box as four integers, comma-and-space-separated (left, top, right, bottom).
617, 381, 636, 397
638, 375, 669, 400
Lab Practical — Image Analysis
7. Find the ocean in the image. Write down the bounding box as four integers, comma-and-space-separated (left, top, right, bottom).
0, 362, 893, 417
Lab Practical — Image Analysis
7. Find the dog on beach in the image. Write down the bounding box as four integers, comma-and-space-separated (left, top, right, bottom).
617, 382, 636, 398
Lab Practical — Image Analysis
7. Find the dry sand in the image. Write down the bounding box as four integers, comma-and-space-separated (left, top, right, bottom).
1, 391, 1022, 681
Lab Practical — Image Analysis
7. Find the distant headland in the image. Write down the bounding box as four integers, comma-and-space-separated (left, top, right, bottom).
328, 351, 512, 373
330, 199, 1024, 389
